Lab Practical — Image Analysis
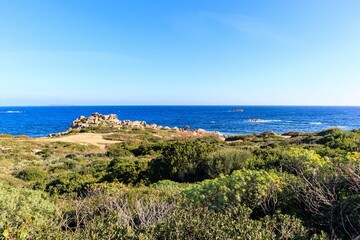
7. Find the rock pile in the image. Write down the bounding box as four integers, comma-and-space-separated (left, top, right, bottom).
69, 113, 120, 130
48, 112, 217, 137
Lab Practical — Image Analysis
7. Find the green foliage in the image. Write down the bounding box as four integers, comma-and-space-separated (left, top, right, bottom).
316, 128, 360, 151
46, 172, 97, 195
102, 158, 149, 184
149, 140, 216, 182
1, 126, 360, 239
184, 169, 284, 211
0, 182, 60, 239
203, 148, 254, 178
79, 125, 119, 133
35, 141, 98, 160
15, 166, 46, 182
131, 141, 168, 157
79, 159, 110, 179
157, 204, 318, 240
225, 134, 248, 141
106, 142, 138, 157
151, 180, 190, 196
156, 204, 271, 239
0, 174, 25, 187
279, 148, 331, 175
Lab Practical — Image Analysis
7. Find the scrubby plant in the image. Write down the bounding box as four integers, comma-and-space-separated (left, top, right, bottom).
183, 169, 284, 211
149, 140, 216, 182
15, 166, 46, 182
1, 126, 360, 239
202, 148, 254, 178
63, 186, 176, 239
156, 203, 319, 240
106, 142, 139, 157
46, 172, 97, 195
102, 157, 149, 184
0, 182, 61, 239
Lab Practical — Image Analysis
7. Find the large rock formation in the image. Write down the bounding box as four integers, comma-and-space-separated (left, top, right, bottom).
48, 112, 219, 137
69, 113, 120, 130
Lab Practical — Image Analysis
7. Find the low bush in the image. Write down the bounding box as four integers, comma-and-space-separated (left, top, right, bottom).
46, 173, 97, 195
106, 142, 139, 157
149, 140, 216, 182
15, 166, 46, 182
202, 148, 253, 178
183, 169, 284, 211
102, 158, 149, 184
0, 182, 61, 239
156, 204, 318, 240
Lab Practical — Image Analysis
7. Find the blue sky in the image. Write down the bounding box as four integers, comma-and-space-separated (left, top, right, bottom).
1, 0, 360, 106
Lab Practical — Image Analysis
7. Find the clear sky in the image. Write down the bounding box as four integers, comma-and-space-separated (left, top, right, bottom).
1, 0, 360, 106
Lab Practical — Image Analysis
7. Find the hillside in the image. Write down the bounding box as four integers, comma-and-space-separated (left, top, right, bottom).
0, 114, 359, 239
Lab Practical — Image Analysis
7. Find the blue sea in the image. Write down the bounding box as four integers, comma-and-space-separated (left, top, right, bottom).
0, 106, 359, 137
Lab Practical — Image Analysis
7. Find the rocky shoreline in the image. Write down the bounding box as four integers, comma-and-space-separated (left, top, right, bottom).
48, 112, 219, 137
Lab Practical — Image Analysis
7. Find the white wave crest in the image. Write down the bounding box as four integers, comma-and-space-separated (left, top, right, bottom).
1, 111, 23, 114
309, 122, 322, 125
246, 119, 282, 123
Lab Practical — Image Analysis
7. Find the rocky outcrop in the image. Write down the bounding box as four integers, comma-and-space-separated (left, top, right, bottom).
48, 113, 220, 137
69, 113, 120, 130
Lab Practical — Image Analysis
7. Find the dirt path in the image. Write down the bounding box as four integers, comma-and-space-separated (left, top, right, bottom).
35, 133, 121, 150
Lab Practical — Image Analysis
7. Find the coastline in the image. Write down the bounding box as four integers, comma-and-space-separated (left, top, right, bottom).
1, 106, 360, 137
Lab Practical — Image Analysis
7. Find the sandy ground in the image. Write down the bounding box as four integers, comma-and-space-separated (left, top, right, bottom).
35, 133, 121, 150
32, 131, 223, 151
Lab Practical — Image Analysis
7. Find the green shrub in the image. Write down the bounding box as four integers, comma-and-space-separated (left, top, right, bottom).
183, 169, 284, 211
316, 128, 360, 151
279, 148, 331, 175
156, 204, 269, 239
156, 204, 316, 240
225, 134, 248, 141
80, 159, 110, 179
131, 142, 168, 157
106, 142, 139, 157
46, 173, 97, 195
202, 148, 253, 178
151, 180, 190, 196
149, 140, 216, 182
0, 182, 60, 239
15, 167, 46, 182
102, 158, 149, 184
0, 174, 25, 187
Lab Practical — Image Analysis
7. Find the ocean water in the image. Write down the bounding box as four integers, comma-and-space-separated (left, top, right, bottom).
0, 106, 359, 137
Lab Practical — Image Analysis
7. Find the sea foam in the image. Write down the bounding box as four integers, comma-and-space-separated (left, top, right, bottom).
246, 119, 282, 123
0, 111, 23, 114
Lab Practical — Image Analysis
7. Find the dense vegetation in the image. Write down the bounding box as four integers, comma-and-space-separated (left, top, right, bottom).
0, 127, 360, 239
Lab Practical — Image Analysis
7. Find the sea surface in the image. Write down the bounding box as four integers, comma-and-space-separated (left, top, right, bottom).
0, 106, 359, 137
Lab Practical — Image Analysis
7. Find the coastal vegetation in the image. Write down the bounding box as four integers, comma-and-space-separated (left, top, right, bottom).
0, 118, 360, 239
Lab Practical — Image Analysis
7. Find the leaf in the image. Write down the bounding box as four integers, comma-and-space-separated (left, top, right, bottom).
19, 229, 28, 240
2, 229, 10, 239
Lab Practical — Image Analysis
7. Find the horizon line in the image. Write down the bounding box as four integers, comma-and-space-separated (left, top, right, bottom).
1, 104, 360, 107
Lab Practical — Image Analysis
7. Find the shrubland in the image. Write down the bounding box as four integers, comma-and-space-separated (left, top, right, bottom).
0, 127, 360, 239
